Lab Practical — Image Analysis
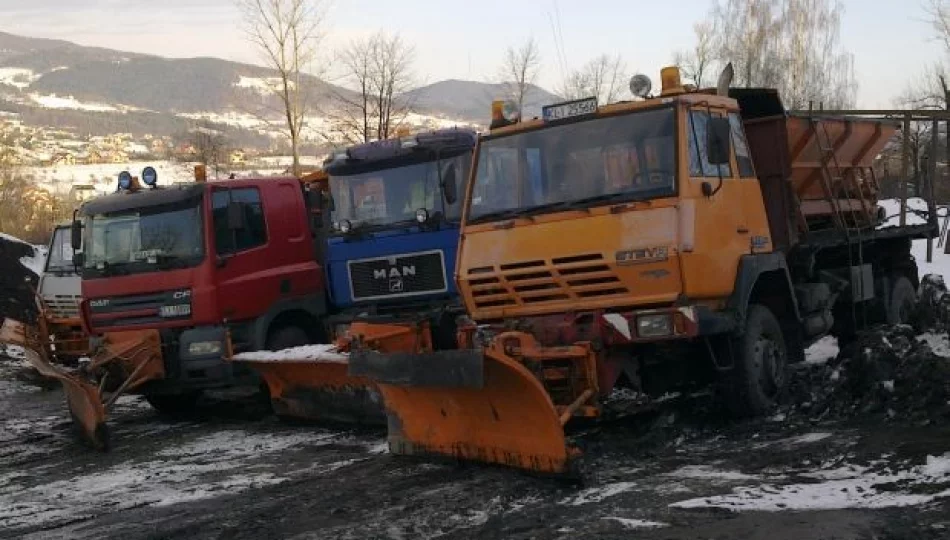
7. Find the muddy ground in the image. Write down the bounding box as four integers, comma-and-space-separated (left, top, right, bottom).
2, 330, 949, 540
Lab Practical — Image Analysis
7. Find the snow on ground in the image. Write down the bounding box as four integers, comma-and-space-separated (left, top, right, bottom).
601, 517, 669, 529
665, 465, 761, 482
918, 332, 950, 357
29, 93, 117, 112
0, 67, 39, 89
559, 481, 639, 506
179, 110, 270, 131
235, 76, 284, 94
669, 453, 950, 512
805, 336, 839, 365
234, 344, 348, 363
0, 428, 366, 530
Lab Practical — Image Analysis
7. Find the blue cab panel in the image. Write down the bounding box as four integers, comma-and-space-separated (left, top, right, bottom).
326, 226, 459, 309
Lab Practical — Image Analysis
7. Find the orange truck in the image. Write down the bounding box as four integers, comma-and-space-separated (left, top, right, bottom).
349, 65, 938, 475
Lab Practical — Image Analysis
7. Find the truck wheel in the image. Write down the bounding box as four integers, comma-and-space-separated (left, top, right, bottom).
725, 304, 787, 417
266, 326, 310, 351
887, 276, 917, 326
145, 391, 201, 418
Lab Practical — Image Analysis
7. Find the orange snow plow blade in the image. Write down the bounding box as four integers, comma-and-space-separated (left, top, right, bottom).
1, 320, 163, 450
231, 321, 433, 424
350, 332, 596, 476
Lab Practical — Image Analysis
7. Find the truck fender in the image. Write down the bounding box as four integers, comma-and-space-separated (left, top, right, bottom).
251, 293, 328, 350
727, 253, 802, 329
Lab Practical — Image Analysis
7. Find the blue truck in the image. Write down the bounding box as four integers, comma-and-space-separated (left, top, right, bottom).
234, 128, 477, 424
323, 128, 477, 345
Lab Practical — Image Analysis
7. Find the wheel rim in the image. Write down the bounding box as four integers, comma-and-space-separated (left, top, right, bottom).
754, 336, 785, 398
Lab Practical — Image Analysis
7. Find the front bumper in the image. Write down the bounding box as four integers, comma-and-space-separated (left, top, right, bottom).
146, 325, 255, 394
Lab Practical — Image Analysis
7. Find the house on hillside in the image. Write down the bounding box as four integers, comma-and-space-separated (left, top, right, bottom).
50, 152, 76, 166
230, 149, 247, 166
69, 184, 98, 204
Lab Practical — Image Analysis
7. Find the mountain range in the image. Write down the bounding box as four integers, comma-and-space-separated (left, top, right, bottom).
0, 31, 560, 147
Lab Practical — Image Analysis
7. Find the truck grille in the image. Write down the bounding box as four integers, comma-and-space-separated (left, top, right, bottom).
348, 250, 447, 301
43, 295, 81, 319
88, 290, 191, 329
467, 253, 630, 309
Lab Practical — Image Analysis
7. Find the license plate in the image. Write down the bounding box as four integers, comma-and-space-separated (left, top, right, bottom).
542, 97, 598, 122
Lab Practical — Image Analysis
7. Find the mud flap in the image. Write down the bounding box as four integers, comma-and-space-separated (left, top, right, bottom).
360, 349, 574, 475
245, 360, 385, 425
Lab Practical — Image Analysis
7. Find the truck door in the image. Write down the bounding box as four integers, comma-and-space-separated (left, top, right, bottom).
211, 186, 272, 326
684, 107, 748, 298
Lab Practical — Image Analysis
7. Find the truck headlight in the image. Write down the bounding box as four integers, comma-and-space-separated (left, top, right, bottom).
636, 314, 673, 338
159, 304, 191, 318
188, 341, 222, 356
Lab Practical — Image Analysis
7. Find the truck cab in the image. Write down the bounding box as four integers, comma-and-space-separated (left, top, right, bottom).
75, 170, 325, 404
323, 128, 476, 345
37, 224, 88, 364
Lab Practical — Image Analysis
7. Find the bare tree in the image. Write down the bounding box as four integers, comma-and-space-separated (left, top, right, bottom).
183, 125, 230, 179
674, 21, 715, 87
331, 30, 416, 144
559, 54, 629, 104
496, 37, 542, 117
926, 0, 950, 52
239, 0, 328, 176
705, 0, 856, 108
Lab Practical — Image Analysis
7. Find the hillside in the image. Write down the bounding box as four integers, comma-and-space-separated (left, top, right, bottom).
407, 79, 561, 120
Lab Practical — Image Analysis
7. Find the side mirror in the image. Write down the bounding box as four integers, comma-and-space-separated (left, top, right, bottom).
227, 201, 247, 230
70, 219, 82, 251
441, 165, 458, 205
73, 252, 85, 269
706, 116, 732, 166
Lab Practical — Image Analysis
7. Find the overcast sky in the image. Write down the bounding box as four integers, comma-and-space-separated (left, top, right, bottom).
0, 0, 943, 107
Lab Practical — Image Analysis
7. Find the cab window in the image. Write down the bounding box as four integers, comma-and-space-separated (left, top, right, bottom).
212, 188, 267, 254
687, 109, 733, 178
729, 113, 755, 178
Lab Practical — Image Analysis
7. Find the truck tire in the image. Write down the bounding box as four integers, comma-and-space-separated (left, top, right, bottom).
267, 326, 310, 351
887, 276, 917, 326
725, 304, 787, 417
145, 391, 201, 418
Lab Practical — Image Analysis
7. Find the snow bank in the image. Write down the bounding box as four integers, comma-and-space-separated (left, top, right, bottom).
670, 453, 950, 511
233, 344, 348, 363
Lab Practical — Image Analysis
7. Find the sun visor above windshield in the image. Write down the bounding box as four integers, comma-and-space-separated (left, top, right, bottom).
79, 184, 204, 217
325, 128, 477, 176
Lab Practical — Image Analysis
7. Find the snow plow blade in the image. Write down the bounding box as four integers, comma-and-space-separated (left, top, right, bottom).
2, 321, 164, 451
231, 321, 436, 425
349, 345, 576, 475
20, 345, 108, 449
234, 347, 384, 425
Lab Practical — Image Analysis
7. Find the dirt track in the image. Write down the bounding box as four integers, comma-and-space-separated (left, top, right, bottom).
2, 340, 949, 540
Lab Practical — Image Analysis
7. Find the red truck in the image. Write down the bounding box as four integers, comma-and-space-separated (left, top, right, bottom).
38, 167, 328, 448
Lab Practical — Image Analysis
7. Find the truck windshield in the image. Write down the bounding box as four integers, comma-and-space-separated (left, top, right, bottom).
45, 227, 78, 274
330, 152, 470, 230
468, 107, 676, 223
83, 198, 205, 276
